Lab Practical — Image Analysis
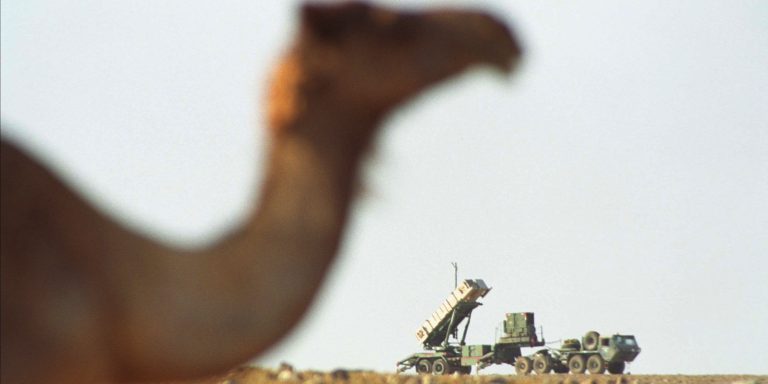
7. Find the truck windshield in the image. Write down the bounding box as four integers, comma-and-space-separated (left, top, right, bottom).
615, 336, 636, 346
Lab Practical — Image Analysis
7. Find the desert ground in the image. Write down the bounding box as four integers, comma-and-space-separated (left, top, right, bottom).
169, 366, 765, 384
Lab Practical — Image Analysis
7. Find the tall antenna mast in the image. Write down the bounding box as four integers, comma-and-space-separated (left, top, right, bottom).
451, 262, 458, 288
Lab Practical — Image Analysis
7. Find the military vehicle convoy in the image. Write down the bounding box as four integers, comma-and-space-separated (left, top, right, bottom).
397, 279, 640, 375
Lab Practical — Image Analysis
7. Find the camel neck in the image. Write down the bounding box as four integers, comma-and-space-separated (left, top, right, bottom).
181, 108, 385, 368
253, 104, 384, 248
102, 109, 387, 379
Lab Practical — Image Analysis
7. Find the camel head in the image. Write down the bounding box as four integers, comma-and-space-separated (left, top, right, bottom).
268, 1, 522, 134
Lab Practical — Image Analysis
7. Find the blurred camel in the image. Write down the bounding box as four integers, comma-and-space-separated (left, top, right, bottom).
1, 2, 521, 383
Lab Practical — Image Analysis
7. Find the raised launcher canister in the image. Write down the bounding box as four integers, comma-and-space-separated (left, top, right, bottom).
415, 279, 491, 348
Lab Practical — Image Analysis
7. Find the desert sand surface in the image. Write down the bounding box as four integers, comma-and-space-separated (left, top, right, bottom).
168, 366, 765, 384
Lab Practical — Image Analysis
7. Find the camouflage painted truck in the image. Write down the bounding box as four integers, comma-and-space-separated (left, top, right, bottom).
396, 279, 545, 375
396, 279, 640, 375
515, 331, 641, 375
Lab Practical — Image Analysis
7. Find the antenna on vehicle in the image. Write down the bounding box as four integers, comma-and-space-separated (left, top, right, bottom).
451, 262, 458, 288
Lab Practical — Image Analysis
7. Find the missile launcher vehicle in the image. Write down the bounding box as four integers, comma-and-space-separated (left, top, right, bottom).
396, 278, 640, 375
396, 279, 544, 374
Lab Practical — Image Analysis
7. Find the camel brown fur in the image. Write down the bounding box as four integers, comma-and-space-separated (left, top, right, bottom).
1, 2, 521, 383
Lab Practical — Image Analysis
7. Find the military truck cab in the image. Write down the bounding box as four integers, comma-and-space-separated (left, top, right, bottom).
598, 334, 641, 373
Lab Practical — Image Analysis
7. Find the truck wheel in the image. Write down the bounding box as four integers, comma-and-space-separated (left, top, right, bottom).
533, 354, 552, 374
416, 359, 432, 374
514, 356, 532, 375
607, 361, 625, 374
432, 359, 449, 375
587, 355, 606, 374
568, 355, 586, 374
459, 366, 472, 375
583, 331, 600, 351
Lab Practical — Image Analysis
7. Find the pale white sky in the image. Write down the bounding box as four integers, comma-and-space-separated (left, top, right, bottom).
2, 0, 767, 375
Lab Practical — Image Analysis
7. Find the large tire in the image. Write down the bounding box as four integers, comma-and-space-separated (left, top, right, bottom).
533, 354, 552, 375
583, 331, 600, 351
432, 359, 449, 375
587, 354, 606, 374
568, 355, 586, 374
416, 359, 432, 374
607, 361, 626, 374
458, 366, 472, 375
515, 356, 532, 375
